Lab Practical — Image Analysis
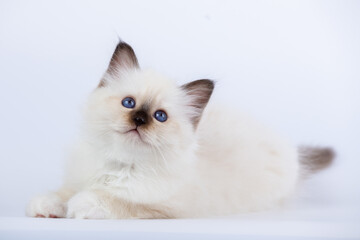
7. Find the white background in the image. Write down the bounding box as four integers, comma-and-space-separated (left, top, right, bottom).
0, 0, 359, 238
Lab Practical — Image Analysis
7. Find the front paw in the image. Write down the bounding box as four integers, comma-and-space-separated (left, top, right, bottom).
67, 191, 111, 219
26, 193, 66, 218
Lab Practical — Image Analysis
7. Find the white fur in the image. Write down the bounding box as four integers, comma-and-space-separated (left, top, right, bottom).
26, 193, 66, 218
27, 69, 299, 219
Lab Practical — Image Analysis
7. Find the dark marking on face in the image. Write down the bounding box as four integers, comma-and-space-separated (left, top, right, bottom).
129, 104, 153, 128
141, 103, 151, 113
132, 110, 148, 126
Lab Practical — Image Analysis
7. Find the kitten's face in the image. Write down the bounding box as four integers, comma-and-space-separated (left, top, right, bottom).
87, 70, 191, 150
84, 42, 214, 159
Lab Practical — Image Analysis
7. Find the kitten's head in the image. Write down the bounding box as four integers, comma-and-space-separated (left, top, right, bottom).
84, 41, 214, 161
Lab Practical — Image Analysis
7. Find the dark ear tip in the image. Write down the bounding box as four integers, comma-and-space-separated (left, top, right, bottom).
182, 79, 215, 92
115, 40, 133, 51
203, 79, 215, 91
199, 79, 215, 86
197, 79, 215, 93
107, 39, 139, 74
181, 79, 215, 128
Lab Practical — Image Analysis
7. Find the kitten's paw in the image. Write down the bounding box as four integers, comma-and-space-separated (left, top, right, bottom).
26, 193, 66, 218
67, 191, 111, 219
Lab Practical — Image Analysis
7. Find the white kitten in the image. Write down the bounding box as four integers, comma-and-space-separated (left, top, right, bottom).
26, 42, 334, 219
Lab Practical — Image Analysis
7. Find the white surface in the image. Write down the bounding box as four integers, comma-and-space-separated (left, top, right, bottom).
1, 205, 360, 239
0, 0, 359, 239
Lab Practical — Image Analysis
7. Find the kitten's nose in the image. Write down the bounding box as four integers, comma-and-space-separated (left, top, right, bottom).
132, 110, 148, 126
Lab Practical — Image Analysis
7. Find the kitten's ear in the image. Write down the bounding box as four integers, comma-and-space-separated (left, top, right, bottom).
108, 41, 139, 72
99, 41, 139, 87
181, 79, 215, 128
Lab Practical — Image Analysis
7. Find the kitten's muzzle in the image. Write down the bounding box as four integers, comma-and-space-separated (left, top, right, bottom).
132, 110, 148, 127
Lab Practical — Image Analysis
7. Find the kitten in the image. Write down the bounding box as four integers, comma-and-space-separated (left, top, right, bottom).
26, 41, 334, 219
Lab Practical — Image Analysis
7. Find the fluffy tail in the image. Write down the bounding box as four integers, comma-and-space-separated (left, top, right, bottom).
298, 146, 335, 177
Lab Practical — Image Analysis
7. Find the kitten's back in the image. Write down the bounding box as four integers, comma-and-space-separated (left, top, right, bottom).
181, 105, 300, 215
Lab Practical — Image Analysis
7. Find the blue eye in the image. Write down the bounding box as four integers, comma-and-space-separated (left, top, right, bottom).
122, 97, 136, 108
154, 110, 167, 122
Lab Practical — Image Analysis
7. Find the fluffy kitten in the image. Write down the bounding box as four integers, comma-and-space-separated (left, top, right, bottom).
26, 42, 334, 219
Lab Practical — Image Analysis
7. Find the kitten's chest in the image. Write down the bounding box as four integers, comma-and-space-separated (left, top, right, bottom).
90, 162, 136, 188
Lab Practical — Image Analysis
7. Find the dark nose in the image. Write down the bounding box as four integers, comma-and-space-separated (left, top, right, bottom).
132, 110, 148, 126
